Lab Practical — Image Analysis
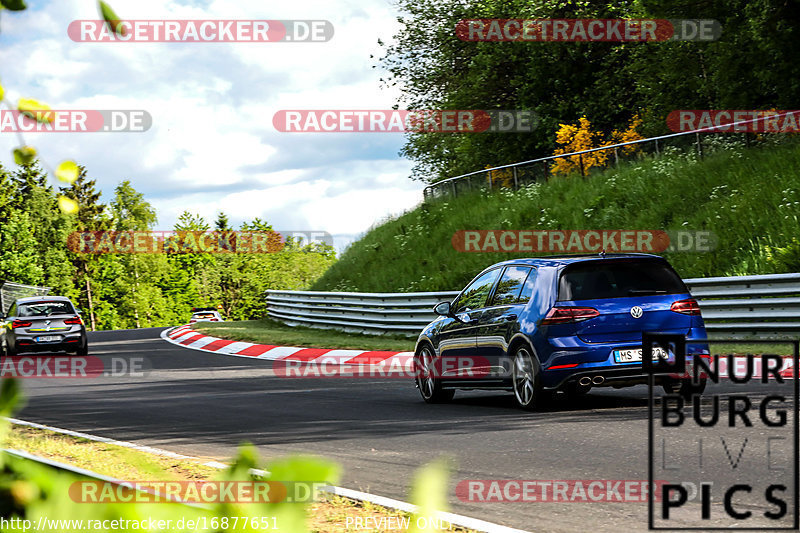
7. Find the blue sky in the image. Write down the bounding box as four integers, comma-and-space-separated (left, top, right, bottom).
0, 0, 421, 251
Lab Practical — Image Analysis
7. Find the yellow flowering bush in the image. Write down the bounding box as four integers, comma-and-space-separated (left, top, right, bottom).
551, 115, 643, 176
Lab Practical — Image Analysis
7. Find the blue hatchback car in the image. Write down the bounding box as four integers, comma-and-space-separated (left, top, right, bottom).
414, 254, 710, 410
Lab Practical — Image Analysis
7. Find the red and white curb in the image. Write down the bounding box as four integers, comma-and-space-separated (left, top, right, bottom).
160, 325, 414, 371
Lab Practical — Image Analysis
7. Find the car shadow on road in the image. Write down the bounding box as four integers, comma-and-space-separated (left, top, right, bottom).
450, 388, 650, 413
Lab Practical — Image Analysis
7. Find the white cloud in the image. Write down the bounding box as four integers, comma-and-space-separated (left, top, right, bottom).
0, 0, 421, 248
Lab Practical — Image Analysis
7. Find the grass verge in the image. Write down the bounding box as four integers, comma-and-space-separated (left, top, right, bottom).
192, 319, 416, 352
710, 342, 796, 357
312, 139, 800, 292
5, 424, 473, 533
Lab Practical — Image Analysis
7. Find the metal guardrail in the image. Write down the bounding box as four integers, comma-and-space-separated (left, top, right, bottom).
267, 273, 800, 338
266, 290, 460, 335
0, 281, 50, 314
422, 111, 799, 201
684, 273, 800, 339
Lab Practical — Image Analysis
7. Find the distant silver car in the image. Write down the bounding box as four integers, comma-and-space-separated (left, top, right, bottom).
1, 296, 88, 356
189, 309, 223, 324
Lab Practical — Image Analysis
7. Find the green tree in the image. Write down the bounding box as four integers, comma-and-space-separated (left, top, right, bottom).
0, 164, 74, 294
61, 167, 109, 330
214, 211, 231, 231
379, 0, 800, 183
108, 181, 167, 328
166, 211, 214, 317
110, 180, 157, 231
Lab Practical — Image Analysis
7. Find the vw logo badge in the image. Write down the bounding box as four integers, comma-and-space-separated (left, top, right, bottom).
630, 306, 643, 319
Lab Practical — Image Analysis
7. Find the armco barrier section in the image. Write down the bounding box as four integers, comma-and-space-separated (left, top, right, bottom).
684, 273, 800, 339
267, 273, 800, 338
266, 290, 459, 335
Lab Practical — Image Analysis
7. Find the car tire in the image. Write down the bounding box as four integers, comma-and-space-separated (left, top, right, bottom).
662, 377, 706, 400
414, 344, 455, 404
511, 344, 545, 411
76, 338, 88, 357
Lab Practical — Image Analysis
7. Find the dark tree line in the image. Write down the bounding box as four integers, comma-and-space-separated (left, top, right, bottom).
0, 162, 335, 330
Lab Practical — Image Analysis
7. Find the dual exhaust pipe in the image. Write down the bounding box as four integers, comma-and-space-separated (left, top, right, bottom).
578, 375, 605, 386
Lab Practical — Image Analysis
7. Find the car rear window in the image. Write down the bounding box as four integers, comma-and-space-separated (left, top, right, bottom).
557, 261, 687, 301
194, 313, 215, 319
18, 301, 74, 317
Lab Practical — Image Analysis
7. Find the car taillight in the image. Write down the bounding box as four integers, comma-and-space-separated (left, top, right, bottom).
64, 316, 83, 325
211, 318, 219, 321
541, 307, 599, 325
671, 298, 701, 316
11, 320, 31, 329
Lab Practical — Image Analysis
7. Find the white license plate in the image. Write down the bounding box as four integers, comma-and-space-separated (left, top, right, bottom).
35, 336, 60, 343
613, 347, 669, 363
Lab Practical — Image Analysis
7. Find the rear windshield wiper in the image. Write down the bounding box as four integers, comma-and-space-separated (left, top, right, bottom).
628, 289, 667, 295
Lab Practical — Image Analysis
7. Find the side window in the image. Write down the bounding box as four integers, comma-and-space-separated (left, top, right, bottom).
516, 268, 538, 304
454, 269, 501, 313
490, 267, 531, 306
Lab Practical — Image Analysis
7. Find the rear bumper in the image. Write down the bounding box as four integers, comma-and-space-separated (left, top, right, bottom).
12, 333, 85, 354
540, 333, 710, 389
546, 365, 701, 390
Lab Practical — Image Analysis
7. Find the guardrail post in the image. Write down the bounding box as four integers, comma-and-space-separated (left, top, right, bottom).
695, 132, 704, 159
654, 139, 660, 156
578, 153, 585, 177
614, 147, 619, 167
451, 181, 457, 197
512, 166, 518, 189
543, 160, 549, 180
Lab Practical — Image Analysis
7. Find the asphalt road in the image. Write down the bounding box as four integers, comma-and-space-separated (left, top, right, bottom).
13, 327, 799, 532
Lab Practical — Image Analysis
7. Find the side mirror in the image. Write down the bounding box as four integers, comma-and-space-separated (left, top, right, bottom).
433, 301, 452, 317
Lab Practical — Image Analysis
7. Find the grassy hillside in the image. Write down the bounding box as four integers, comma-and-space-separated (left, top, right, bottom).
314, 139, 800, 292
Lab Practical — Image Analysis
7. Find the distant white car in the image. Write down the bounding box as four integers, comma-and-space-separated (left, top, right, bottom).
189, 309, 223, 324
